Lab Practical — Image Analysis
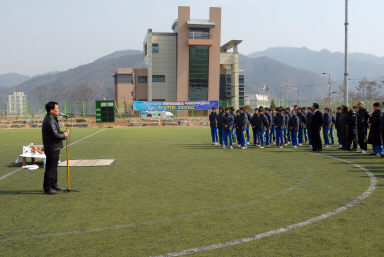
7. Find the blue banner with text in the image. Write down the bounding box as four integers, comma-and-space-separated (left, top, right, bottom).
133, 101, 218, 111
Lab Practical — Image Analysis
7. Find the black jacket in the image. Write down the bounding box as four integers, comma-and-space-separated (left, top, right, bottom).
222, 113, 234, 131
357, 108, 370, 131
306, 112, 313, 128
322, 113, 332, 129
336, 112, 343, 130
239, 112, 248, 130
298, 112, 307, 129
216, 112, 225, 129
209, 112, 217, 128
257, 114, 269, 131
274, 113, 284, 129
289, 115, 300, 131
368, 110, 382, 145
42, 114, 66, 151
265, 113, 273, 128
310, 110, 323, 131
251, 114, 260, 129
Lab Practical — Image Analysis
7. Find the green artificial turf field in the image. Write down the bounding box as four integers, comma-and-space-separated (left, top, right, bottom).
0, 127, 383, 257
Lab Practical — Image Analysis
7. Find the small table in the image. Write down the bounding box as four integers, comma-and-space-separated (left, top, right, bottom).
16, 153, 46, 166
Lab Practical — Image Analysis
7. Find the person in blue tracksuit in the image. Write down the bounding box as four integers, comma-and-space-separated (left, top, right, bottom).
367, 102, 383, 156
222, 108, 234, 149
282, 108, 291, 144
209, 107, 218, 145
306, 107, 313, 146
330, 109, 336, 145
297, 108, 307, 145
216, 108, 225, 147
265, 108, 273, 146
238, 107, 249, 149
322, 108, 332, 147
234, 110, 241, 146
289, 110, 300, 148
301, 107, 308, 143
274, 107, 285, 148
250, 109, 260, 146
271, 109, 277, 143
230, 107, 237, 145
258, 108, 270, 148
245, 109, 251, 145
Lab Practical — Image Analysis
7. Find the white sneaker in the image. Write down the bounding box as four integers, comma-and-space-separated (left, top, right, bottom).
215, 142, 219, 145
223, 146, 227, 149
325, 145, 330, 148
259, 146, 264, 149
361, 150, 367, 153
280, 146, 283, 149
247, 142, 250, 145
293, 145, 297, 148
230, 146, 233, 149
376, 153, 381, 157
356, 149, 362, 153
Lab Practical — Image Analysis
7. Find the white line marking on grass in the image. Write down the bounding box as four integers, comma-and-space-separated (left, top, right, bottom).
0, 169, 311, 242
0, 129, 106, 183
150, 154, 377, 257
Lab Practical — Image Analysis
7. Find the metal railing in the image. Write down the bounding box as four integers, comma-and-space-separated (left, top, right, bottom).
188, 32, 213, 40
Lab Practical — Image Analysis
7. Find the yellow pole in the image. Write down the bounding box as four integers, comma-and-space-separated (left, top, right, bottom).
65, 117, 71, 191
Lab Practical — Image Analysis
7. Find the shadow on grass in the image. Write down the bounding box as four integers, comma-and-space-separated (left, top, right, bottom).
0, 190, 44, 195
0, 189, 80, 195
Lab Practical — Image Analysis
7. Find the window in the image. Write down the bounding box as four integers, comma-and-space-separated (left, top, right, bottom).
189, 45, 209, 101
152, 43, 159, 53
152, 75, 165, 82
138, 76, 147, 83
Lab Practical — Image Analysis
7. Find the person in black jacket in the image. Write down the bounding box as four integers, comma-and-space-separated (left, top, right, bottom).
367, 102, 383, 156
310, 103, 323, 152
289, 110, 300, 148
274, 107, 285, 148
301, 107, 308, 143
306, 107, 313, 146
230, 107, 237, 145
344, 107, 358, 151
216, 108, 225, 147
257, 108, 270, 149
297, 108, 307, 145
322, 108, 332, 147
234, 110, 241, 146
250, 109, 260, 146
42, 101, 69, 195
356, 102, 370, 153
265, 108, 273, 146
335, 107, 343, 147
238, 107, 249, 149
329, 109, 336, 145
209, 107, 218, 145
222, 108, 234, 149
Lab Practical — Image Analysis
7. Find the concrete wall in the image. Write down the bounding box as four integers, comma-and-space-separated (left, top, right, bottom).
151, 34, 177, 100
176, 6, 190, 101
208, 7, 221, 101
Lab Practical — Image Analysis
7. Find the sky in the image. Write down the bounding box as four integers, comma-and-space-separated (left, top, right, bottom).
0, 0, 383, 76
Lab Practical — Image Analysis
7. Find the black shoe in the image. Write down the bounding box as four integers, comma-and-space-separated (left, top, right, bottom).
53, 185, 65, 191
44, 189, 57, 195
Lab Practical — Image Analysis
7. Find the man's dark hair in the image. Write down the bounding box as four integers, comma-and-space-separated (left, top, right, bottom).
313, 103, 319, 109
337, 106, 342, 110
373, 102, 381, 107
45, 101, 58, 114
212, 107, 216, 110
302, 107, 306, 110
225, 107, 230, 111
353, 105, 358, 109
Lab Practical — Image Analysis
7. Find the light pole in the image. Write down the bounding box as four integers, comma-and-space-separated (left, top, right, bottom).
343, 0, 349, 106
322, 72, 332, 107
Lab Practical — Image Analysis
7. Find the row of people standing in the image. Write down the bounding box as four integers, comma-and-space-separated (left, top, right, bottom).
335, 101, 384, 157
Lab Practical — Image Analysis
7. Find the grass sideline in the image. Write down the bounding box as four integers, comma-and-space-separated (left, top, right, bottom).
0, 127, 383, 257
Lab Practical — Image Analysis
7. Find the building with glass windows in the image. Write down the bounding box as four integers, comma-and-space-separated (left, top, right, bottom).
115, 6, 244, 109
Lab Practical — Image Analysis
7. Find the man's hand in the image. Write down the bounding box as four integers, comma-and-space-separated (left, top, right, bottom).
64, 130, 70, 137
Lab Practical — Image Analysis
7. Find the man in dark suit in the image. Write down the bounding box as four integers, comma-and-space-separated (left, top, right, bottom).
310, 103, 323, 152
42, 101, 69, 194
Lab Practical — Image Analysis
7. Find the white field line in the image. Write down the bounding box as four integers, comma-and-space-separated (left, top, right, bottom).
0, 168, 312, 242
150, 154, 377, 257
0, 129, 106, 182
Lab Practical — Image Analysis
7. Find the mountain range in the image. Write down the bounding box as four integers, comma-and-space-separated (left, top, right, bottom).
0, 47, 383, 102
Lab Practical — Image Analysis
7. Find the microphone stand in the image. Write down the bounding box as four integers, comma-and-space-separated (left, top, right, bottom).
64, 115, 71, 192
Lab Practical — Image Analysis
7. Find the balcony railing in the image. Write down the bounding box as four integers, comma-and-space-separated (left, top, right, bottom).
188, 32, 213, 40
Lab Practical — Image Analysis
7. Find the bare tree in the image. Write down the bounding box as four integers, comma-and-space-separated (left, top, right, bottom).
67, 84, 97, 116
34, 85, 48, 102
355, 78, 370, 100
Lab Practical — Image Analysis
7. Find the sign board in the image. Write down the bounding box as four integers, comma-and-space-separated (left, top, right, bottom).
96, 100, 115, 123
133, 101, 218, 111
